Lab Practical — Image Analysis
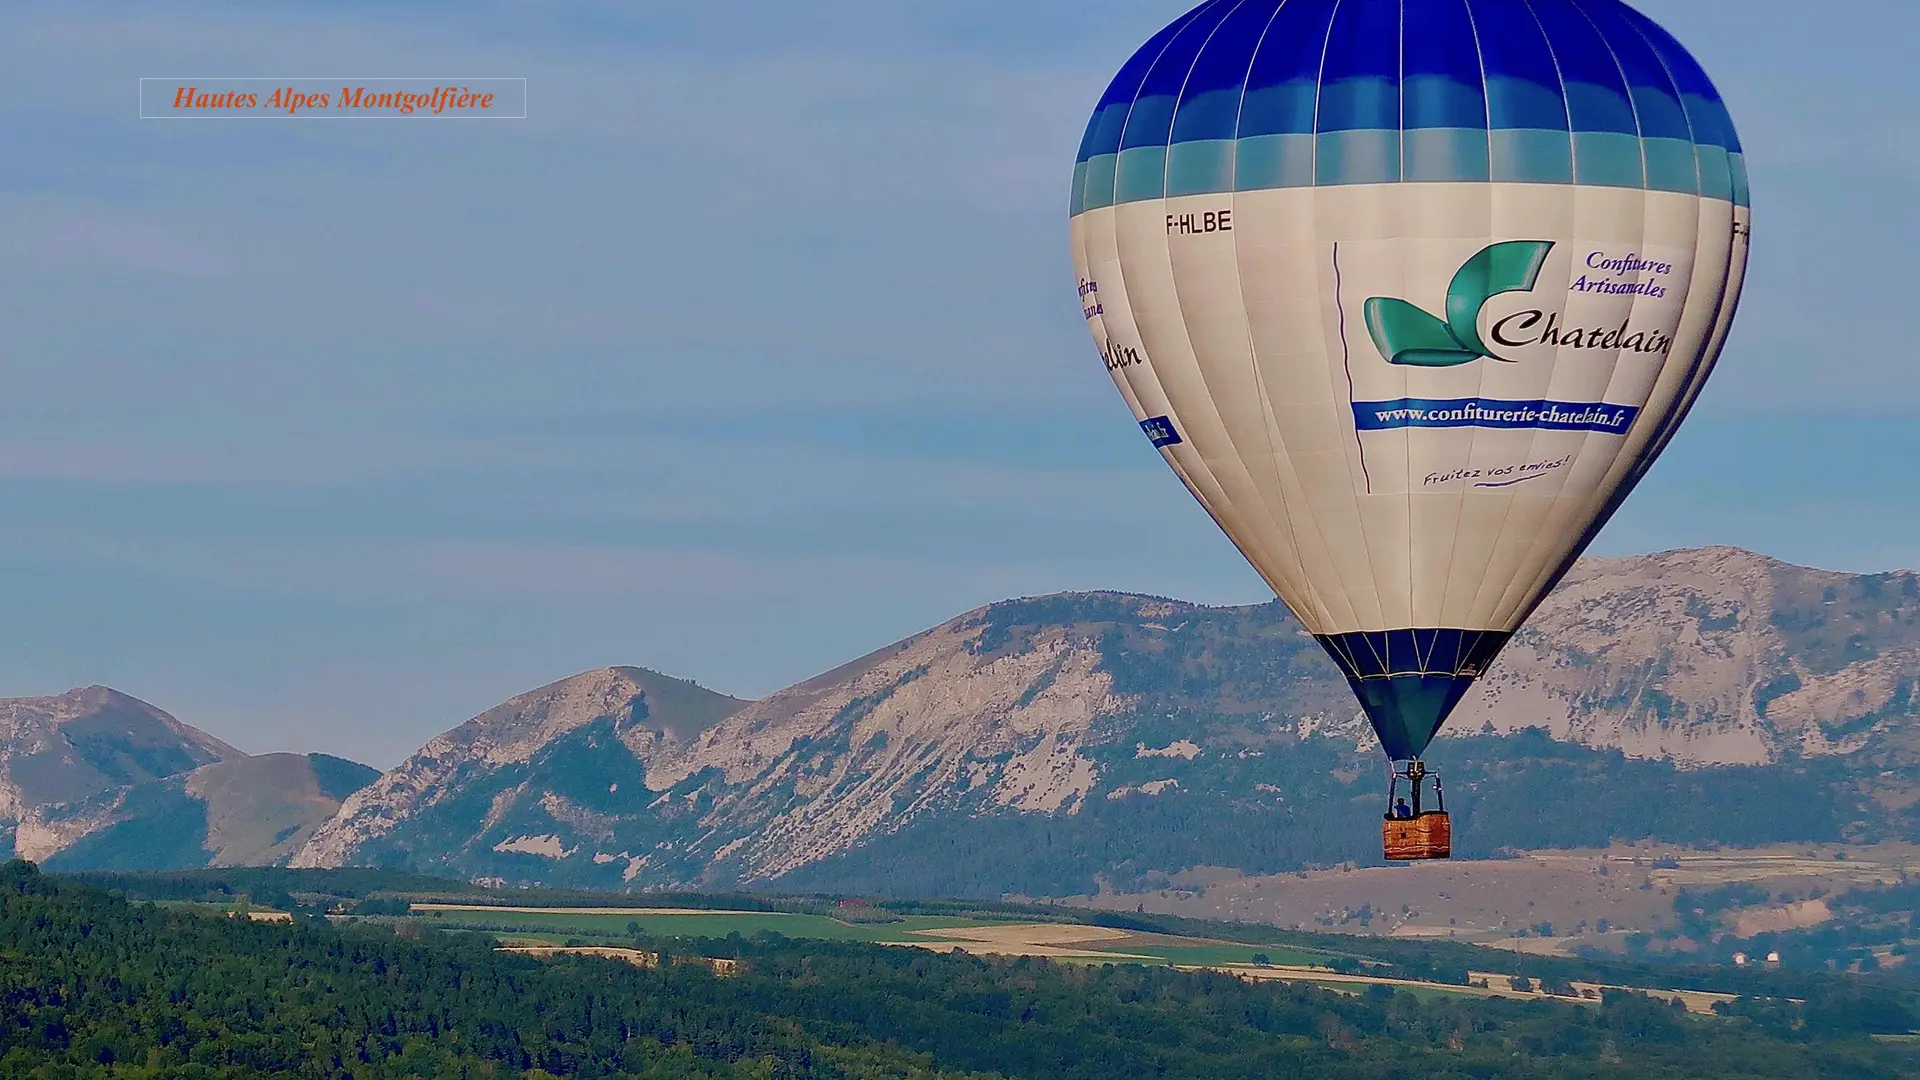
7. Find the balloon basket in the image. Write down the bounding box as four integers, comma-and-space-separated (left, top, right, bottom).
1383, 812, 1452, 861
1382, 759, 1451, 860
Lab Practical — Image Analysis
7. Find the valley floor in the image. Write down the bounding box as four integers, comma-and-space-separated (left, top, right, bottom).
1061, 842, 1920, 959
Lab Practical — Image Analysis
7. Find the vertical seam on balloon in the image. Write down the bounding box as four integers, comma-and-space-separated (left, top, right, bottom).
1459, 0, 1492, 182
1567, 0, 1648, 190
1516, 4, 1728, 616
1310, 0, 1343, 186
1113, 1, 1221, 205
1461, 0, 1564, 630
1396, 0, 1406, 185
1225, 0, 1334, 627
1444, 0, 1494, 633
1163, 0, 1318, 621
1613, 7, 1705, 197
1092, 16, 1243, 593
1312, 0, 1385, 633
1334, 241, 1370, 495
1166, 0, 1253, 197
1497, 0, 1580, 627
1098, 199, 1237, 576
1137, 1, 1302, 641
1571, 0, 1682, 535
1613, 3, 1724, 474
1103, 0, 1238, 549
1397, 0, 1416, 641
1451, 0, 1509, 626
1489, 0, 1651, 626
1301, 0, 1372, 633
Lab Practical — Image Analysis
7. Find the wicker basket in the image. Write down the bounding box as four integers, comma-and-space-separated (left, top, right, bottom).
1382, 811, 1452, 861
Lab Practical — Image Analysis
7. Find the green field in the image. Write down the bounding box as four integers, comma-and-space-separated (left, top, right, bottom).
417, 906, 1008, 942
412, 904, 1343, 971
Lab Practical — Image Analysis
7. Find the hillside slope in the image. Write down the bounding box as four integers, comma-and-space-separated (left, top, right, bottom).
0, 685, 239, 822
31, 753, 380, 870
292, 548, 1920, 894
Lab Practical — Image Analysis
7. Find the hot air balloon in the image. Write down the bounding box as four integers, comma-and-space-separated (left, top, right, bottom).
1069, 0, 1748, 860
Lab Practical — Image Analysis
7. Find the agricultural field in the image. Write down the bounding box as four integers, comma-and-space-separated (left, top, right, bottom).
1067, 842, 1920, 959
409, 901, 1333, 968
404, 901, 1750, 1011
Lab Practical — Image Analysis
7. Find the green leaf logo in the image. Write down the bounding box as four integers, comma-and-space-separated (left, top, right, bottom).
1363, 241, 1555, 367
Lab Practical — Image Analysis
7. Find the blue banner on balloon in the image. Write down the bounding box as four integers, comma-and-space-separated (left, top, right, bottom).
1352, 398, 1640, 434
1140, 416, 1183, 447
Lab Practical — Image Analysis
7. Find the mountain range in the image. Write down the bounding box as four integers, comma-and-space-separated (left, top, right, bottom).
8, 546, 1920, 897
0, 686, 376, 870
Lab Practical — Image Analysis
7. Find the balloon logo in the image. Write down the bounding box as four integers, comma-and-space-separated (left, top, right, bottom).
1068, 0, 1750, 813
1364, 241, 1555, 367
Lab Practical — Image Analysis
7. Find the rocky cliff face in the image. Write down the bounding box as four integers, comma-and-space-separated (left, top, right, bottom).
0, 686, 239, 825
1463, 547, 1920, 766
290, 667, 748, 874
289, 548, 1920, 894
0, 685, 381, 869
29, 752, 380, 870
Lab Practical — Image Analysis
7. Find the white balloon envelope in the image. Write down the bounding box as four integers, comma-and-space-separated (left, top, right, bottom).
1070, 0, 1749, 761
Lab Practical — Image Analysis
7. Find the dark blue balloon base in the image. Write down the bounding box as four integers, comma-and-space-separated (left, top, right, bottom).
1314, 629, 1512, 760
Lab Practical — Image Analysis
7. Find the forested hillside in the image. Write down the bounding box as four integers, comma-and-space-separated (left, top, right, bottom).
6, 862, 1920, 1079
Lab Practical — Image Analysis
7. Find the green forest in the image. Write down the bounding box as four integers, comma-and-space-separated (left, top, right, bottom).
7, 863, 1920, 1079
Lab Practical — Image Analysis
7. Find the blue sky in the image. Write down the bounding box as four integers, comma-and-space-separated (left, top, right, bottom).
0, 0, 1912, 766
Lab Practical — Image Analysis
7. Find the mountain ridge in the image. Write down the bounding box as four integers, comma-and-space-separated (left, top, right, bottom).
17, 545, 1920, 888
286, 545, 1920, 894
0, 686, 377, 868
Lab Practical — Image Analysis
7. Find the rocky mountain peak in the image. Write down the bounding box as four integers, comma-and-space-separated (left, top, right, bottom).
289, 666, 747, 869
284, 547, 1920, 893
0, 685, 241, 819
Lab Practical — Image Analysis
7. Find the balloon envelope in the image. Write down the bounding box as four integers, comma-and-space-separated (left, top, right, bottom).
1070, 0, 1749, 760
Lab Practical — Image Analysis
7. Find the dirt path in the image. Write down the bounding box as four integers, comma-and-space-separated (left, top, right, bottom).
414, 903, 783, 917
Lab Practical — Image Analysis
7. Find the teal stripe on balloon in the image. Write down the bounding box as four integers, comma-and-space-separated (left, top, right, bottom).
1082, 154, 1117, 210
1643, 138, 1699, 195
1490, 129, 1573, 184
1573, 132, 1645, 189
1166, 140, 1235, 196
1233, 134, 1315, 190
1402, 129, 1489, 183
1695, 145, 1734, 203
1316, 130, 1399, 186
1115, 145, 1168, 202
1082, 135, 1748, 210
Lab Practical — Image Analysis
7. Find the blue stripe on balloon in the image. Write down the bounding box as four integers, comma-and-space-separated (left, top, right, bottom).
1403, 0, 1483, 88
1239, 0, 1340, 135
1238, 80, 1319, 137
1318, 0, 1400, 134
1076, 5, 1209, 162
1173, 0, 1281, 142
1120, 0, 1237, 151
1578, 2, 1694, 142
1072, 0, 1744, 207
1529, 0, 1639, 135
1403, 76, 1487, 131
